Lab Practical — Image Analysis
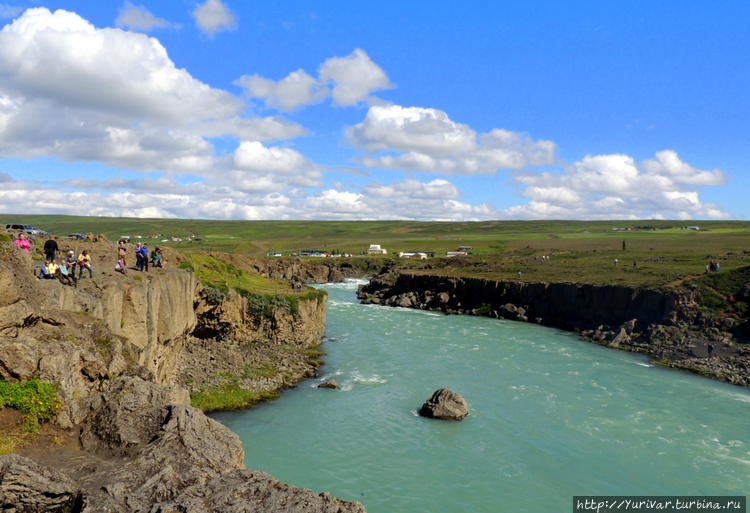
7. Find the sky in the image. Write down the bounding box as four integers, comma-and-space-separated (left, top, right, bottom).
0, 0, 747, 221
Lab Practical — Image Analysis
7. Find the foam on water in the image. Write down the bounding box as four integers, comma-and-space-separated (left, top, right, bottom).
214, 281, 750, 513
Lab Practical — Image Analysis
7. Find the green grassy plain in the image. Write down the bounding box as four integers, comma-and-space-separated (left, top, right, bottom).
3, 214, 749, 288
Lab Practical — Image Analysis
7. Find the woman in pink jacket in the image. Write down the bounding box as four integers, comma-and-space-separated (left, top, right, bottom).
14, 232, 31, 252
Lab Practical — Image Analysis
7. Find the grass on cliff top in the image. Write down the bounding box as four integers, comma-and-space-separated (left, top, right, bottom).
178, 252, 293, 294
179, 252, 327, 317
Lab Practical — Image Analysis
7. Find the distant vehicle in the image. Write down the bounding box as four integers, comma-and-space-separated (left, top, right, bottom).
68, 233, 87, 240
5, 224, 49, 236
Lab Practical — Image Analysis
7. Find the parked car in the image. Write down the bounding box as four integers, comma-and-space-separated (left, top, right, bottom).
68, 233, 87, 240
4, 224, 49, 236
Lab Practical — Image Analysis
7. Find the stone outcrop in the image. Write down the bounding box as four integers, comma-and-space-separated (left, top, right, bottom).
418, 388, 469, 421
0, 454, 81, 512
358, 270, 750, 386
0, 241, 366, 512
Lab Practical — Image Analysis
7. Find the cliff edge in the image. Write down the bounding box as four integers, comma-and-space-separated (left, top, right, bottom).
0, 240, 365, 512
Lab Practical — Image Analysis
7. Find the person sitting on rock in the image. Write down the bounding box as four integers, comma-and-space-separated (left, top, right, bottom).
47, 259, 60, 280
38, 260, 53, 279
151, 247, 163, 268
58, 262, 75, 286
14, 232, 31, 253
78, 250, 93, 279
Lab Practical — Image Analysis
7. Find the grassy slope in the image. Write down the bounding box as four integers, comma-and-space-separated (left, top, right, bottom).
4, 214, 749, 288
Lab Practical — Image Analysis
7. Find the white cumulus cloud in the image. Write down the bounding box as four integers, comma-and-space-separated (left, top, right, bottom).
116, 2, 173, 31
192, 0, 236, 36
235, 69, 327, 111
0, 8, 304, 175
318, 48, 392, 106
348, 105, 557, 175
235, 49, 391, 111
504, 151, 730, 219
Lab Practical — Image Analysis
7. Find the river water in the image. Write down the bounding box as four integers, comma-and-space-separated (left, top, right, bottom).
213, 279, 749, 512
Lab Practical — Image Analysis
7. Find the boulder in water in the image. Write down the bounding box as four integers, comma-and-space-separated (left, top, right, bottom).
418, 388, 468, 421
318, 379, 341, 390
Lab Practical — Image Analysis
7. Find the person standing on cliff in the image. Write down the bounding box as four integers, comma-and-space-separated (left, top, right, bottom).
14, 232, 31, 252
43, 235, 58, 262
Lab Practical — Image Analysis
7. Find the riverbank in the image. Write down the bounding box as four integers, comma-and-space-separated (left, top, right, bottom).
0, 239, 366, 512
357, 269, 750, 386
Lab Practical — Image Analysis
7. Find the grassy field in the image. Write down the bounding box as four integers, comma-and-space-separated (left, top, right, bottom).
3, 214, 749, 288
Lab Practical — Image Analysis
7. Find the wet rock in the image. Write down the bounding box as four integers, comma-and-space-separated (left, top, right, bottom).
318, 379, 341, 390
418, 388, 469, 421
0, 454, 81, 512
610, 327, 631, 348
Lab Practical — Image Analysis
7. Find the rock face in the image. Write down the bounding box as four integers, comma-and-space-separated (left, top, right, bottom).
0, 454, 81, 512
0, 241, 366, 512
358, 270, 750, 386
418, 388, 469, 421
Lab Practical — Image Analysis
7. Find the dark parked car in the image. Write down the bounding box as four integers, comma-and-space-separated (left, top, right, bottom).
5, 224, 49, 236
68, 233, 87, 240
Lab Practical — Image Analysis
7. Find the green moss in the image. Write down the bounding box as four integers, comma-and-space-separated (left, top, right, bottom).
191, 384, 278, 412
242, 364, 278, 379
0, 233, 11, 242
0, 379, 62, 432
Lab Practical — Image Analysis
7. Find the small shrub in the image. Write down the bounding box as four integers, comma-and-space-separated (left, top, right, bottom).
204, 286, 227, 305
0, 378, 63, 432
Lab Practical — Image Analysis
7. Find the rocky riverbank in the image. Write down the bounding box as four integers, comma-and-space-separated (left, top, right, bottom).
0, 239, 366, 512
357, 270, 750, 386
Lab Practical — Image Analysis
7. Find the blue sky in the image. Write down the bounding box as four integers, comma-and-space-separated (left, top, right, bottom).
0, 0, 747, 220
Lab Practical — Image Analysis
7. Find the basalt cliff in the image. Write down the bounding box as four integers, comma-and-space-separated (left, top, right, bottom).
0, 240, 366, 512
358, 270, 750, 386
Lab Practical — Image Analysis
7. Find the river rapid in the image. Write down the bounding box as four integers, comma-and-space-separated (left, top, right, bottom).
214, 279, 749, 512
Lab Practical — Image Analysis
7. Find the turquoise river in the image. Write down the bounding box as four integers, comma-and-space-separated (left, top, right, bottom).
214, 279, 749, 512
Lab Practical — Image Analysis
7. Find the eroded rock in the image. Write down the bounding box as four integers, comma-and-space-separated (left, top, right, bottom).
418, 388, 469, 421
0, 454, 81, 513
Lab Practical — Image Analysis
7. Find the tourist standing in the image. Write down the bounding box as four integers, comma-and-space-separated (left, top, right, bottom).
43, 236, 58, 262
140, 244, 149, 272
14, 232, 31, 252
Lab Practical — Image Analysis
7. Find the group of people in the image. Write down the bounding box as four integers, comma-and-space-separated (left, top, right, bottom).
707, 260, 721, 273
115, 239, 163, 275
30, 235, 93, 286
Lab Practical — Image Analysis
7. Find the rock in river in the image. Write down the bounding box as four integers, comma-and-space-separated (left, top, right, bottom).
318, 379, 341, 390
418, 388, 469, 421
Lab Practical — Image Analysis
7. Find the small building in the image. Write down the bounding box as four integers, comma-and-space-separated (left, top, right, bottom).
398, 252, 428, 260
446, 251, 468, 257
457, 245, 473, 251
368, 244, 388, 255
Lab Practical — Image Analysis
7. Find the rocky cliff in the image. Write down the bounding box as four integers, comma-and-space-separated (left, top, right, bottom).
358, 270, 750, 386
0, 241, 365, 512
